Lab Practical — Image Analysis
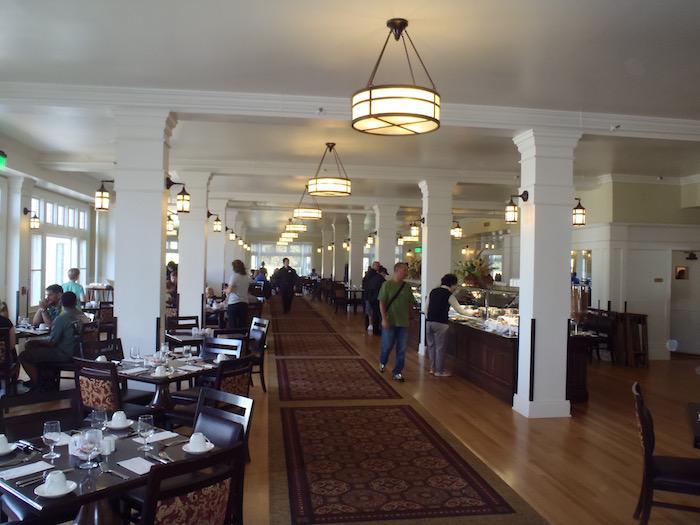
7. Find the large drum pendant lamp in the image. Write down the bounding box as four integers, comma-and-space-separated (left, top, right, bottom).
352, 18, 440, 135
307, 143, 352, 197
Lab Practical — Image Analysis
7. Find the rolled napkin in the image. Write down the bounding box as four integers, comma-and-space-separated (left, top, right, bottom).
0, 461, 53, 481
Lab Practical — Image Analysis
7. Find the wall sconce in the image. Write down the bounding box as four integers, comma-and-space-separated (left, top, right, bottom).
166, 177, 191, 213
367, 231, 375, 245
572, 198, 586, 227
226, 227, 237, 241
23, 207, 40, 229
505, 191, 529, 224
450, 221, 463, 239
207, 210, 222, 232
94, 180, 113, 211
316, 247, 322, 254
327, 243, 334, 251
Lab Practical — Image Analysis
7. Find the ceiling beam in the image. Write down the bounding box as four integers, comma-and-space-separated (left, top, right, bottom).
2, 81, 700, 141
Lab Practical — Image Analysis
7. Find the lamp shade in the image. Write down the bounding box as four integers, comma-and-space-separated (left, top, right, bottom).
572, 199, 586, 227
212, 216, 222, 232
95, 183, 110, 211
293, 207, 322, 220
286, 222, 307, 233
176, 187, 191, 213
410, 223, 420, 237
402, 235, 419, 243
281, 232, 298, 240
307, 177, 352, 197
505, 199, 519, 224
352, 85, 440, 135
29, 213, 40, 230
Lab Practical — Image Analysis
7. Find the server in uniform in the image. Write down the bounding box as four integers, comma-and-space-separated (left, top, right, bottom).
425, 273, 471, 377
275, 258, 299, 313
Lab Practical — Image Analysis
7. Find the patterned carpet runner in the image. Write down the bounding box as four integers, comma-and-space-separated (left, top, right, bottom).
276, 358, 400, 401
272, 317, 334, 334
273, 333, 359, 357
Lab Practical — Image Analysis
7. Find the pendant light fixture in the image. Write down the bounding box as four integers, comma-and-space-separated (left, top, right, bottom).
0, 151, 7, 170
281, 232, 299, 240
505, 191, 529, 225
572, 198, 586, 227
285, 218, 308, 233
402, 235, 419, 243
450, 221, 463, 239
23, 207, 40, 229
307, 143, 352, 197
352, 18, 440, 135
293, 186, 323, 220
409, 221, 421, 237
165, 177, 191, 214
94, 181, 112, 211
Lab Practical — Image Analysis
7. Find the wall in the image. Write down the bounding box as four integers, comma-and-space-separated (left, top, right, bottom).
670, 250, 700, 355
612, 182, 700, 224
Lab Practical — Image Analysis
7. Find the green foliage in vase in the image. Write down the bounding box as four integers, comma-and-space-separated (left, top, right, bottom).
407, 256, 421, 279
454, 250, 494, 286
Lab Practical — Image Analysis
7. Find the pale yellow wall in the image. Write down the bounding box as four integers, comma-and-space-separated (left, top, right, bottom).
681, 183, 700, 209
578, 183, 613, 224
612, 182, 700, 224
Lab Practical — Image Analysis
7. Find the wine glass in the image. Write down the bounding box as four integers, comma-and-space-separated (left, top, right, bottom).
78, 429, 102, 469
137, 415, 155, 451
129, 346, 141, 362
91, 410, 108, 431
183, 345, 192, 362
42, 421, 61, 460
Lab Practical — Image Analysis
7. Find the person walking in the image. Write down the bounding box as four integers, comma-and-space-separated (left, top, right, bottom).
276, 257, 299, 313
425, 273, 471, 377
226, 259, 251, 329
378, 262, 416, 382
362, 261, 385, 335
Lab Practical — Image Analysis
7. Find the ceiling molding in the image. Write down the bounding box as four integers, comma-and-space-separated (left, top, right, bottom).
2, 81, 700, 141
597, 173, 683, 185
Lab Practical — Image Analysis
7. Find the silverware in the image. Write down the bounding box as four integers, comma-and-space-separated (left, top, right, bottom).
161, 438, 188, 448
17, 440, 42, 453
0, 451, 38, 468
98, 462, 129, 480
158, 451, 175, 463
145, 452, 169, 464
16, 469, 74, 488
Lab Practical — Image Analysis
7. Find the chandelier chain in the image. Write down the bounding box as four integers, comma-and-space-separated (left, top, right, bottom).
404, 30, 437, 90
401, 34, 416, 85
366, 30, 393, 87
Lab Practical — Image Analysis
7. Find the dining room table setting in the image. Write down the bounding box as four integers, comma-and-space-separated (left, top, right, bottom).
0, 409, 219, 524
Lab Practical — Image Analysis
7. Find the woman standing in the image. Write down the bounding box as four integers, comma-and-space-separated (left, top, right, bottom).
226, 259, 251, 330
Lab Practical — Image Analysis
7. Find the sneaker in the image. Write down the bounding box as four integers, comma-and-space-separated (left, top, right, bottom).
434, 371, 452, 377
428, 369, 434, 375
379, 363, 385, 373
392, 373, 404, 382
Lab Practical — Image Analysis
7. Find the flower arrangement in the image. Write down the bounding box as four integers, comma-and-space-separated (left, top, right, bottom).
407, 256, 421, 280
454, 250, 494, 288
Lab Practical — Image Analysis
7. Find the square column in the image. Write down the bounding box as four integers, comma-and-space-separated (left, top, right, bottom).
512, 129, 581, 418
373, 205, 398, 270
223, 211, 239, 283
113, 108, 176, 353
347, 213, 366, 286
321, 227, 333, 278
419, 180, 455, 354
206, 198, 227, 289
175, 172, 210, 318
332, 221, 348, 282
5, 176, 35, 322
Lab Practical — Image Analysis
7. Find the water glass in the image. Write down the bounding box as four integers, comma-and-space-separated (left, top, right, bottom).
91, 410, 108, 431
78, 429, 102, 469
42, 421, 61, 460
183, 345, 192, 361
129, 346, 141, 361
137, 415, 155, 451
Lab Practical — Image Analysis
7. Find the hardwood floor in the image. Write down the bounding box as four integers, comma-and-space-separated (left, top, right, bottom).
246, 298, 700, 524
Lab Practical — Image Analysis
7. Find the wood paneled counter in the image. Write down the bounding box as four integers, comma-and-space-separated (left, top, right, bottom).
447, 320, 589, 405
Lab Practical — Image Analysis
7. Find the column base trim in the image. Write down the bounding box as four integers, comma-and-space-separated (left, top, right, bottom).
418, 342, 426, 355
512, 394, 571, 418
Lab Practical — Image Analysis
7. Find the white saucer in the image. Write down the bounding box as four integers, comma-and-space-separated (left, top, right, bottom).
151, 372, 170, 378
105, 419, 133, 430
34, 480, 77, 498
182, 442, 214, 454
0, 444, 18, 456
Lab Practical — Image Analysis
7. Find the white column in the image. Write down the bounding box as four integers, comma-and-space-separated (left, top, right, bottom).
113, 108, 175, 353
321, 226, 333, 278
205, 198, 227, 289
347, 213, 365, 286
332, 221, 348, 282
5, 176, 34, 322
512, 129, 581, 418
175, 172, 210, 318
373, 204, 398, 269
223, 210, 239, 285
418, 180, 454, 354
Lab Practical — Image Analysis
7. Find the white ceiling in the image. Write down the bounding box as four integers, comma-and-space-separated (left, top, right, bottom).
2, 0, 699, 117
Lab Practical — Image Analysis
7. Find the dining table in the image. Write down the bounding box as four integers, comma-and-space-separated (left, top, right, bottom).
344, 287, 364, 313
0, 425, 216, 524
15, 326, 50, 340
164, 330, 207, 348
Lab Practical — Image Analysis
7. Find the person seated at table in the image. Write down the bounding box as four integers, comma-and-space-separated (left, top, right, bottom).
309, 268, 319, 279
62, 268, 86, 303
204, 286, 223, 324
0, 300, 17, 351
32, 284, 63, 328
19, 292, 88, 390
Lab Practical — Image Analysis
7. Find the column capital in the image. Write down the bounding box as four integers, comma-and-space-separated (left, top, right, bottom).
347, 212, 365, 225
7, 174, 35, 193
418, 179, 455, 198
113, 107, 177, 142
372, 204, 399, 217
513, 129, 582, 162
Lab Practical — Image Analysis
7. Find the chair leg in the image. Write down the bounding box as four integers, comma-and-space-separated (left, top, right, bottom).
259, 367, 267, 393
639, 485, 653, 525
633, 478, 647, 519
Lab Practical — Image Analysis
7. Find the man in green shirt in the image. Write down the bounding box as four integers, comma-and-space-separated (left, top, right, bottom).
19, 292, 87, 389
378, 262, 416, 382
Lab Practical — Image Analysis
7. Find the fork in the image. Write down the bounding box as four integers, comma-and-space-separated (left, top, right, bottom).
98, 462, 129, 480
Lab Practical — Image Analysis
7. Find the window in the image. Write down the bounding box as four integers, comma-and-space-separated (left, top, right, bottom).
67, 208, 75, 228
45, 202, 55, 224
79, 239, 88, 281
251, 242, 314, 276
57, 205, 65, 226
30, 235, 43, 307
78, 211, 87, 230
31, 198, 40, 219
45, 235, 73, 287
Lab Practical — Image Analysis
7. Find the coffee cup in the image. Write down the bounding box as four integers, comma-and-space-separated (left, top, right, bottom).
0, 434, 10, 454
189, 432, 211, 452
95, 355, 107, 362
39, 323, 48, 330
44, 470, 68, 495
155, 365, 168, 377
111, 411, 127, 425
215, 354, 227, 363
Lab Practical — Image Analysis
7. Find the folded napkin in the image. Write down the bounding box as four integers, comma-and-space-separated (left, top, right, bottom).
0, 461, 53, 481
120, 357, 144, 363
133, 430, 179, 445
118, 457, 155, 475
120, 367, 149, 375
178, 365, 202, 372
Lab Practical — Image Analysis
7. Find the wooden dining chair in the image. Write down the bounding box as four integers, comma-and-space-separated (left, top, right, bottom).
0, 335, 19, 398
247, 327, 269, 392
632, 382, 700, 524
200, 337, 244, 361
125, 444, 245, 525
165, 315, 199, 331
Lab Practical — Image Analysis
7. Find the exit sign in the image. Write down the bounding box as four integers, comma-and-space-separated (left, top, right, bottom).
415, 247, 422, 253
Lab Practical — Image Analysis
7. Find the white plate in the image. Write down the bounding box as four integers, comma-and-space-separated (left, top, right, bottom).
34, 480, 77, 498
182, 442, 215, 455
151, 373, 170, 378
105, 419, 133, 430
0, 444, 18, 456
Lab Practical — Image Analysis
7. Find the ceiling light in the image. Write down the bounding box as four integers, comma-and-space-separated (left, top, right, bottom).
286, 219, 308, 233
281, 232, 298, 240
450, 221, 463, 239
505, 191, 529, 225
293, 207, 322, 220
94, 181, 111, 211
23, 207, 40, 230
572, 198, 586, 227
307, 143, 352, 197
352, 18, 440, 135
0, 151, 7, 169
176, 187, 191, 213
402, 235, 419, 243
410, 222, 420, 237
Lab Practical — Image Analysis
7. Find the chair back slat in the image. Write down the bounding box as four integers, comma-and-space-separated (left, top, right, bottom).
194, 387, 254, 446
81, 338, 125, 361
202, 337, 243, 360
166, 315, 200, 331
250, 317, 269, 334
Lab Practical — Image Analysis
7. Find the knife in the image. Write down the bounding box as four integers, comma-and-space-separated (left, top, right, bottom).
145, 453, 168, 464
161, 437, 188, 448
17, 440, 42, 453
